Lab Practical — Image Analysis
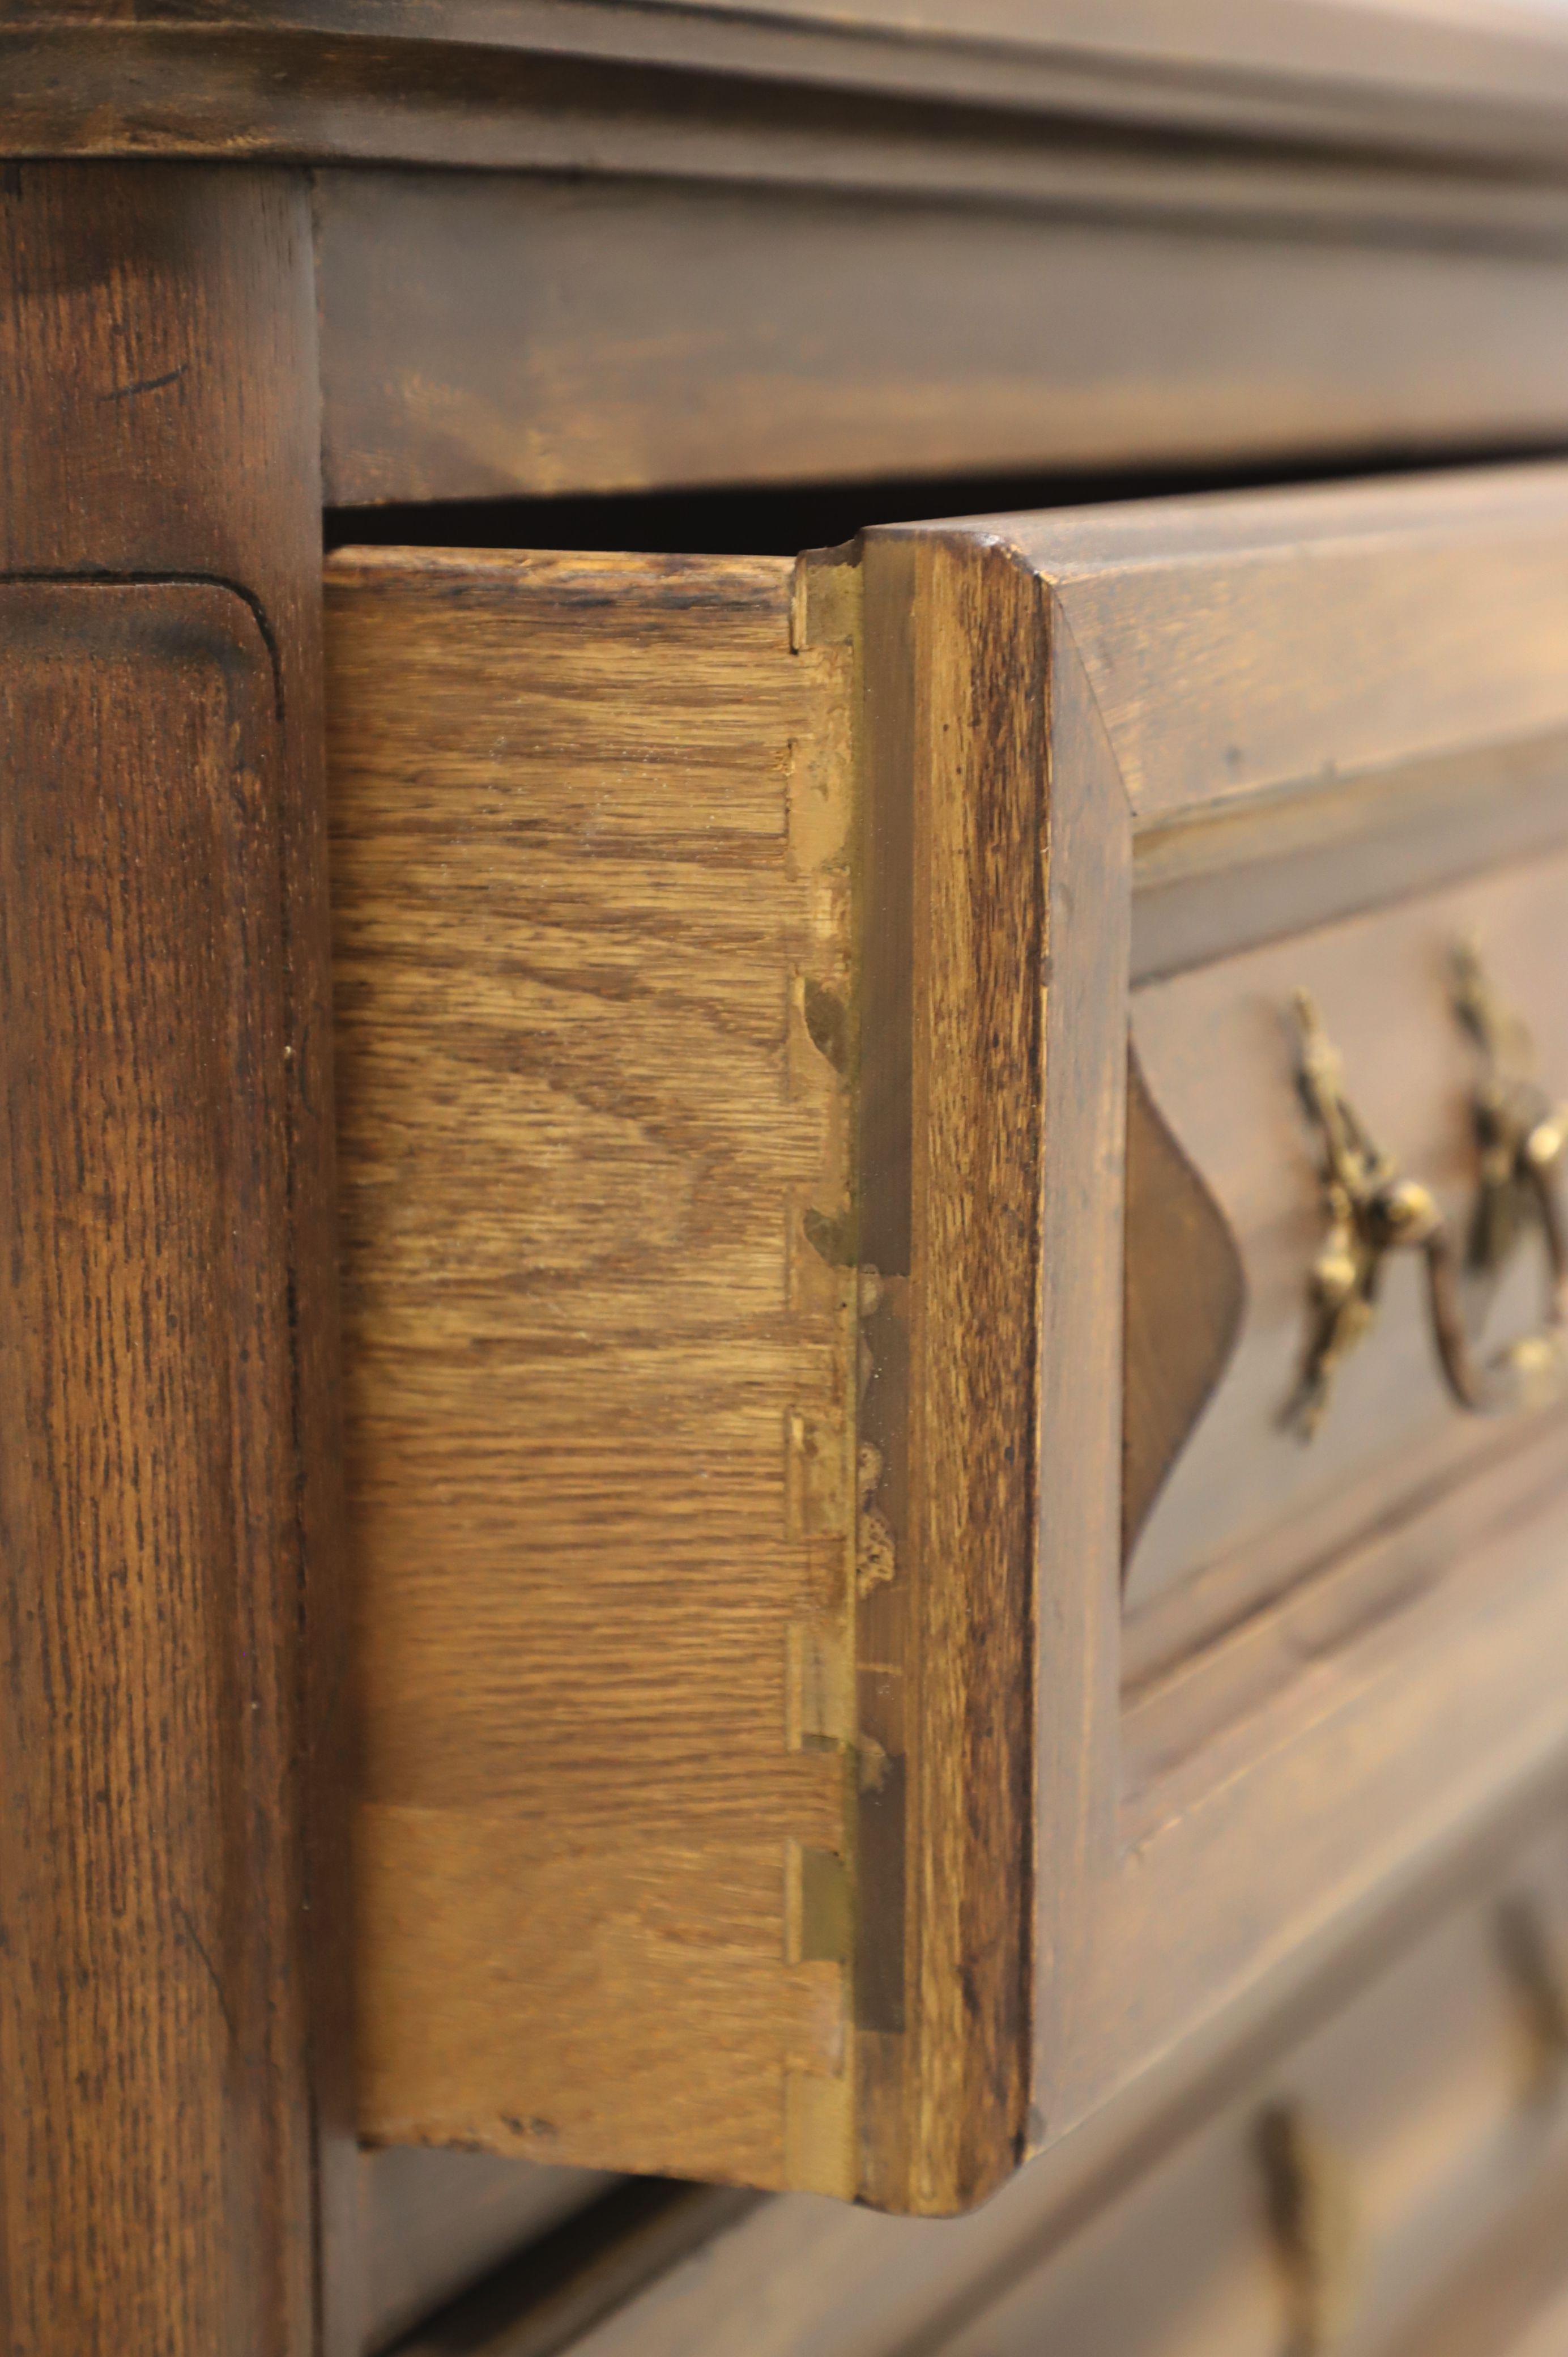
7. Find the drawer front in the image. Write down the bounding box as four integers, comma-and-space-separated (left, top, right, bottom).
328, 553, 857, 2196
1123, 849, 1568, 1752
328, 462, 1568, 2214
933, 1817, 1568, 2357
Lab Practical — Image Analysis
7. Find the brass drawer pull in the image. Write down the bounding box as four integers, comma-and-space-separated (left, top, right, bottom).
1289, 985, 1568, 1436
1495, 1893, 1568, 2104
1255, 2100, 1361, 2356
1451, 940, 1568, 1298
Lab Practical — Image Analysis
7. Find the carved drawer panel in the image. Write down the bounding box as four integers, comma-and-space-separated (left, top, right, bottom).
326, 462, 1568, 2214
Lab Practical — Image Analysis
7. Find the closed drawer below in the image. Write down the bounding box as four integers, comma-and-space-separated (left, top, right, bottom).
536, 1805, 1568, 2357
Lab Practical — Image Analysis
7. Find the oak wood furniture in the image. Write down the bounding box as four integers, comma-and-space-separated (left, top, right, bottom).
327, 466, 1568, 2217
0, 165, 357, 2357
18, 6, 1568, 2352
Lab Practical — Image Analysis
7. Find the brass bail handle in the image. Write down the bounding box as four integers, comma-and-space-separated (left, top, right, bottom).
1288, 971, 1568, 1438
1451, 938, 1568, 1319
1255, 2100, 1361, 2357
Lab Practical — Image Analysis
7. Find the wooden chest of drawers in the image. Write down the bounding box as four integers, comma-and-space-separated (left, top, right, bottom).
326, 461, 1568, 2215
20, 11, 1568, 2347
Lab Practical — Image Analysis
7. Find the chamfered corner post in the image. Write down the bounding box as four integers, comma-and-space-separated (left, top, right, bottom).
0, 164, 355, 2351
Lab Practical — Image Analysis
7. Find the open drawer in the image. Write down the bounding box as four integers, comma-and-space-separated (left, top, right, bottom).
326, 462, 1568, 2213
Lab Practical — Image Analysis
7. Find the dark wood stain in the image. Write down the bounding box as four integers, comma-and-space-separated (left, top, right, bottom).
313, 171, 1568, 510
19, 0, 1568, 177
0, 164, 352, 2355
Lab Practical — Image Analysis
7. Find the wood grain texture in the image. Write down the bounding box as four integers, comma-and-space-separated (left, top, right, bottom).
0, 168, 351, 2354
335, 531, 1063, 2211
327, 548, 859, 2193
854, 463, 1568, 2189
843, 528, 1056, 2210
334, 460, 1568, 2223
1007, 460, 1568, 2163
24, 35, 1568, 260
22, 0, 1568, 171
989, 462, 1568, 829
315, 171, 1568, 507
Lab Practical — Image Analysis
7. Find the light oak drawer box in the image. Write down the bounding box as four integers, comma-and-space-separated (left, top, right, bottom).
325, 462, 1568, 2213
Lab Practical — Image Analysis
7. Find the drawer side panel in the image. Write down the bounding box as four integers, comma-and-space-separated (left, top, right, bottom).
326, 548, 858, 2190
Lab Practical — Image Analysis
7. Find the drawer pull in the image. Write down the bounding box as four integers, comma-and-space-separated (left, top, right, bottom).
1255, 2100, 1360, 2355
1289, 989, 1446, 1437
1495, 1894, 1568, 2103
1451, 939, 1568, 1292
1289, 991, 1567, 1435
